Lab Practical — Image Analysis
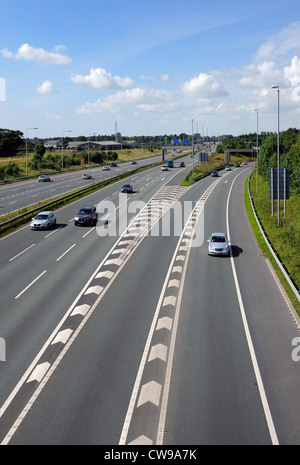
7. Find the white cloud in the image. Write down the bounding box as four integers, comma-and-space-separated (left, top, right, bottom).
77, 87, 146, 113
256, 22, 300, 59
136, 102, 178, 112
71, 67, 135, 90
160, 74, 170, 82
1, 43, 71, 65
140, 74, 155, 81
239, 61, 282, 88
180, 73, 228, 98
37, 80, 55, 94
76, 86, 174, 114
46, 113, 62, 120
284, 56, 300, 85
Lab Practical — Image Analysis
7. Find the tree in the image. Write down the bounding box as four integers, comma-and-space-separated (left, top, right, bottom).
258, 129, 300, 193
0, 129, 24, 157
34, 143, 46, 157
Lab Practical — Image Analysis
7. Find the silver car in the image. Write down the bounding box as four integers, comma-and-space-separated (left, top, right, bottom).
39, 174, 51, 182
208, 232, 230, 256
82, 173, 92, 179
31, 211, 56, 230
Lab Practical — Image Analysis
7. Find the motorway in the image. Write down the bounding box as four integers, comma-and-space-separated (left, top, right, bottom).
0, 154, 162, 216
1, 155, 300, 445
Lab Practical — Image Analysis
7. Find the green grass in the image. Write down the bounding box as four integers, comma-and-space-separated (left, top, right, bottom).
245, 172, 300, 315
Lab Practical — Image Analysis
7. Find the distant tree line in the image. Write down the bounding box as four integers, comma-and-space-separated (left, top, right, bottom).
1, 127, 299, 194
217, 129, 300, 195
258, 128, 300, 195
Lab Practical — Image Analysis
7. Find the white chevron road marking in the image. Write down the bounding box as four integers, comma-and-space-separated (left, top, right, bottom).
137, 381, 162, 407
51, 329, 73, 345
26, 362, 51, 384
148, 344, 168, 362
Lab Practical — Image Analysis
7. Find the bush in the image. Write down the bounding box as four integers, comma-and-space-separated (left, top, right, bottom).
4, 162, 21, 178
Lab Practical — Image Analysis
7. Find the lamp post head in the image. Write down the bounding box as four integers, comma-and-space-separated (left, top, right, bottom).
270, 84, 279, 90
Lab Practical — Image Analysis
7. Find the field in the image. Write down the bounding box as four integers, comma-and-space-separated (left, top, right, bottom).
0, 147, 164, 180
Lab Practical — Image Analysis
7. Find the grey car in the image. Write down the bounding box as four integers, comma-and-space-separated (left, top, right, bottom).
207, 232, 230, 256
74, 205, 98, 226
39, 174, 51, 182
82, 173, 92, 179
31, 211, 56, 230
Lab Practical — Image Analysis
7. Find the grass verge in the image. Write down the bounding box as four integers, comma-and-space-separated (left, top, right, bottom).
245, 172, 300, 316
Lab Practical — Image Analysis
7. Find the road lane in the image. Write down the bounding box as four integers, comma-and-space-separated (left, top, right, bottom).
2, 163, 300, 444
0, 155, 165, 216
0, 161, 192, 443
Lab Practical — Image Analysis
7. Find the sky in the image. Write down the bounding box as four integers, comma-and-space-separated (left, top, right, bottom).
0, 0, 300, 139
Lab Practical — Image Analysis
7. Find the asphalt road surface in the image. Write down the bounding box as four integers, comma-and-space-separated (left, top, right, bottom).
1, 160, 300, 445
0, 154, 163, 216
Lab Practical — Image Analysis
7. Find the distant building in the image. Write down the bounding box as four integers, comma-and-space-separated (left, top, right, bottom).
67, 141, 122, 151
44, 139, 61, 150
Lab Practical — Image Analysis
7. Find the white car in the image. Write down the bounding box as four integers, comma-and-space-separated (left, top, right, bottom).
102, 166, 110, 171
207, 232, 230, 256
161, 165, 168, 171
31, 211, 56, 230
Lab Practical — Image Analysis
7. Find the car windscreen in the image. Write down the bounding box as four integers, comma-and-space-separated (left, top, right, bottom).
35, 214, 48, 220
211, 236, 225, 242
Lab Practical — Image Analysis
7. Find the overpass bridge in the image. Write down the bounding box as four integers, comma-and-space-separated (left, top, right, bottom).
224, 148, 258, 162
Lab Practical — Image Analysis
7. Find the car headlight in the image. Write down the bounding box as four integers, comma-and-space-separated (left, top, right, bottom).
75, 216, 79, 221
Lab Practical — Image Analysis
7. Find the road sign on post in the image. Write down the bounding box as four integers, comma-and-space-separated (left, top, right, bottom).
269, 168, 289, 218
269, 168, 289, 199
198, 151, 208, 162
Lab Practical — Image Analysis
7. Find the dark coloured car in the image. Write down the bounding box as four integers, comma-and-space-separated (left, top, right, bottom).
235, 162, 240, 167
74, 205, 98, 226
121, 184, 133, 193
180, 162, 185, 167
211, 170, 218, 177
110, 162, 117, 167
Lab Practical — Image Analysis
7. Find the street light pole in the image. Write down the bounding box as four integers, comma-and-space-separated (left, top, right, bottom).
88, 133, 96, 166
270, 85, 280, 227
254, 109, 259, 192
61, 130, 72, 170
26, 127, 38, 176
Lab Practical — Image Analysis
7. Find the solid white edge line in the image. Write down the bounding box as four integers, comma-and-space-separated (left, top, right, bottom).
226, 169, 279, 446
